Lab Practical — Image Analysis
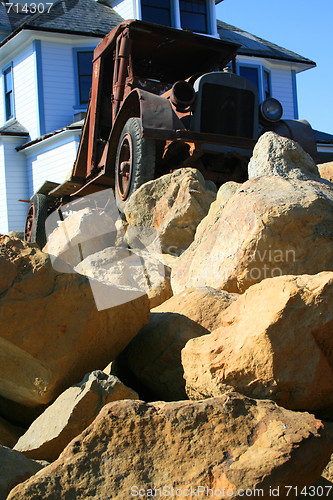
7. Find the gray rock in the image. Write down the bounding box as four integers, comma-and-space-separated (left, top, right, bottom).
248, 132, 320, 180
14, 371, 138, 462
124, 168, 216, 256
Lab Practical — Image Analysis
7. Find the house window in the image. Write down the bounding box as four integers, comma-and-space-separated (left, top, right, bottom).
180, 0, 208, 33
77, 51, 93, 105
263, 69, 271, 99
141, 0, 172, 27
239, 66, 259, 91
3, 66, 14, 121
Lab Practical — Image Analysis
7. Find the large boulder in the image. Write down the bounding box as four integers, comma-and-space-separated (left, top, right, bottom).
75, 247, 172, 309
0, 236, 149, 407
124, 168, 216, 256
318, 162, 333, 183
14, 371, 138, 462
7, 395, 333, 500
182, 272, 333, 416
115, 287, 237, 400
0, 446, 44, 500
43, 189, 124, 269
171, 161, 333, 295
248, 132, 320, 180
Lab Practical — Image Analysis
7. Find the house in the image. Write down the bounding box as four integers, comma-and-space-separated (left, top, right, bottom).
0, 0, 330, 234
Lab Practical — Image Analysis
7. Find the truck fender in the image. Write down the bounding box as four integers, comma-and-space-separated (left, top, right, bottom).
105, 89, 183, 176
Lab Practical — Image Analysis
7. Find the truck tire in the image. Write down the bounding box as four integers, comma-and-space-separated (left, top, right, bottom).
24, 193, 49, 248
115, 117, 156, 212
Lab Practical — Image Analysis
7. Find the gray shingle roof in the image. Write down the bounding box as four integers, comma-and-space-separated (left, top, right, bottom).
0, 119, 29, 136
217, 20, 316, 66
0, 4, 35, 33
1, 0, 123, 43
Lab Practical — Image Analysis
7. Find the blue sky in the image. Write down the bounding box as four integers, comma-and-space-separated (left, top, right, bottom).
215, 0, 333, 135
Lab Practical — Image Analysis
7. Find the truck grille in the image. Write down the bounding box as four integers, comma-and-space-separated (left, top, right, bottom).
200, 83, 255, 138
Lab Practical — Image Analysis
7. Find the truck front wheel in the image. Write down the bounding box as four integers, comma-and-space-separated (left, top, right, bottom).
115, 117, 156, 212
24, 193, 48, 248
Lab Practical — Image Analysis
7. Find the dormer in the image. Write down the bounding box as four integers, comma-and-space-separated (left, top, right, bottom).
104, 0, 222, 37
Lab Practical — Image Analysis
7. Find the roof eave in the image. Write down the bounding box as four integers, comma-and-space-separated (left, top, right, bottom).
0, 132, 29, 137
0, 24, 104, 49
237, 49, 316, 67
17, 125, 82, 151
236, 50, 316, 70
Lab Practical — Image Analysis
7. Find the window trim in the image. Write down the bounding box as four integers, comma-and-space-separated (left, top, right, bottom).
2, 63, 15, 122
237, 62, 272, 102
263, 67, 272, 100
73, 47, 95, 109
139, 0, 216, 35
291, 69, 299, 119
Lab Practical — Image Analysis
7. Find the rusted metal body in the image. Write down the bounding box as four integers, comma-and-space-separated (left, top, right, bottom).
25, 19, 318, 243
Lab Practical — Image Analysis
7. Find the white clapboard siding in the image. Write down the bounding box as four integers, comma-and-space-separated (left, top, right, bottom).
270, 66, 295, 120
41, 39, 99, 135
0, 143, 9, 233
13, 43, 39, 139
26, 132, 81, 195
111, 0, 136, 19
41, 41, 77, 134
0, 137, 30, 232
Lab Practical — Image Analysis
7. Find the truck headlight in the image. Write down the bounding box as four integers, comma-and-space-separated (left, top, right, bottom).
260, 98, 283, 123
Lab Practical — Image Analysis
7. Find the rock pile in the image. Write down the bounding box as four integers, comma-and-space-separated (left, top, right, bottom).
171, 142, 333, 294
1, 133, 333, 498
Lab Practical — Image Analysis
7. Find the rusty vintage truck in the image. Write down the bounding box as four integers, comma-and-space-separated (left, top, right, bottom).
24, 19, 317, 247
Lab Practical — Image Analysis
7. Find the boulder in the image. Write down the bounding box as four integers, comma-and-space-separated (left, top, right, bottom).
75, 247, 173, 309
115, 287, 237, 400
0, 236, 149, 407
43, 188, 124, 270
0, 446, 44, 500
182, 272, 333, 416
7, 395, 333, 500
124, 168, 216, 256
171, 174, 333, 294
0, 417, 24, 448
319, 162, 333, 183
14, 371, 138, 462
248, 132, 320, 180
